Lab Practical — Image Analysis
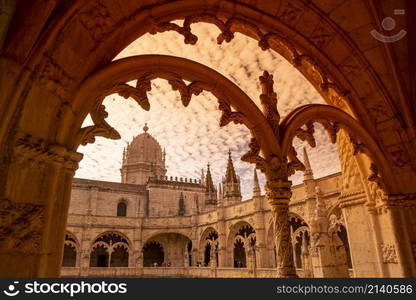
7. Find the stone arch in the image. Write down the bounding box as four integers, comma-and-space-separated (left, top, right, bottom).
199, 227, 219, 267
91, 231, 131, 247
1, 0, 415, 277
58, 54, 279, 160
62, 231, 79, 267
227, 220, 256, 267
11, 0, 411, 149
280, 104, 397, 193
288, 213, 309, 231
143, 229, 192, 244
143, 232, 192, 267
142, 241, 164, 267
288, 213, 309, 271
116, 199, 127, 217
89, 231, 131, 268
292, 226, 310, 269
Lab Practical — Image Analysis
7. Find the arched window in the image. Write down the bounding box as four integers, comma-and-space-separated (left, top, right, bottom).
117, 201, 127, 217
62, 233, 78, 267
62, 244, 77, 267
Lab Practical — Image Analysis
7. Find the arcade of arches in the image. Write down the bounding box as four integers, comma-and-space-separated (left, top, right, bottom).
0, 0, 415, 278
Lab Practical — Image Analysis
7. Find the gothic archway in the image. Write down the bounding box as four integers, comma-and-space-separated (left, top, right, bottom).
199, 227, 219, 267
143, 241, 164, 267
62, 232, 79, 267
233, 238, 246, 268
228, 221, 256, 268
143, 232, 191, 267
89, 232, 130, 268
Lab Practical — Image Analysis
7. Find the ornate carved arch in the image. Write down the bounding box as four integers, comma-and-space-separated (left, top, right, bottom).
59, 55, 279, 160
199, 227, 218, 250
280, 104, 396, 193
64, 231, 80, 247
91, 231, 131, 247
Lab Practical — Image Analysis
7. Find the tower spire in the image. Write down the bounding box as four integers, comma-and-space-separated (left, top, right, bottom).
205, 163, 215, 193
225, 150, 238, 183
303, 147, 314, 181
252, 168, 261, 197
205, 163, 217, 205
222, 150, 242, 204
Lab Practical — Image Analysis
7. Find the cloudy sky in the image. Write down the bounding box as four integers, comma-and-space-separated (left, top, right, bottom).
76, 23, 341, 200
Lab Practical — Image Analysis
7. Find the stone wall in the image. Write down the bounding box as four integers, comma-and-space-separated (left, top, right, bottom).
63, 172, 370, 277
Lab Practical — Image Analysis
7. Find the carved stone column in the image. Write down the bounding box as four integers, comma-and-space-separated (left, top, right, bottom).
301, 232, 313, 277
375, 196, 416, 277
184, 247, 190, 267
216, 210, 227, 267
0, 134, 83, 277
80, 223, 92, 277
253, 211, 267, 268
266, 179, 297, 277
310, 188, 349, 277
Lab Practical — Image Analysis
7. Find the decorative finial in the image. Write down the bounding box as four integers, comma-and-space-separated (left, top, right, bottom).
228, 149, 231, 158
143, 123, 149, 133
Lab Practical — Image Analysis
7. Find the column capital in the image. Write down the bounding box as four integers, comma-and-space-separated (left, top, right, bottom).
265, 179, 292, 207
13, 134, 83, 174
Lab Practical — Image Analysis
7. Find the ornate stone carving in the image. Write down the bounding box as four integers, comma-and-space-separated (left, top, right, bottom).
241, 138, 266, 171
148, 13, 351, 114
368, 163, 385, 191
0, 198, 45, 253
14, 134, 83, 173
267, 183, 297, 277
150, 19, 198, 45
77, 103, 121, 146
294, 55, 328, 87
337, 130, 364, 192
294, 122, 316, 147
78, 1, 113, 41
167, 78, 203, 107
115, 80, 151, 111
320, 120, 339, 144
349, 134, 367, 155
380, 243, 398, 264
259, 71, 280, 136
38, 55, 73, 100
218, 99, 245, 127
287, 146, 305, 176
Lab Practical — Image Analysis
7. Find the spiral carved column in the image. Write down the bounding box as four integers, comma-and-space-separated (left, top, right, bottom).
266, 179, 297, 278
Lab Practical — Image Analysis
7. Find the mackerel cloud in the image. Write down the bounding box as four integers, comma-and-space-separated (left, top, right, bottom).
75, 23, 341, 200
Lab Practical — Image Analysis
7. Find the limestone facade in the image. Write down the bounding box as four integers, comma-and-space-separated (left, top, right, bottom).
62, 129, 372, 278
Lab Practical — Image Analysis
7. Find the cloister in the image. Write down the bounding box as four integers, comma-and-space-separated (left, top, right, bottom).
0, 0, 415, 278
